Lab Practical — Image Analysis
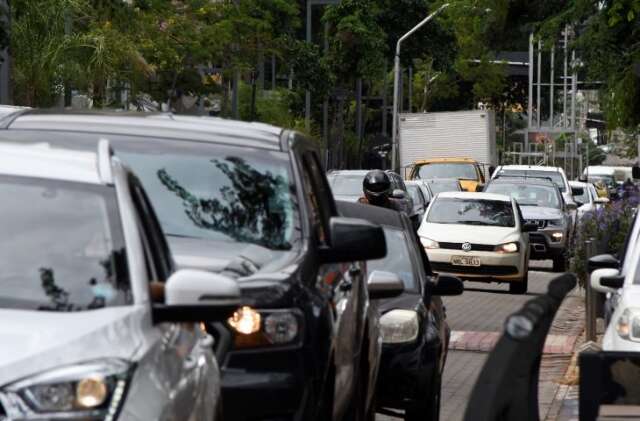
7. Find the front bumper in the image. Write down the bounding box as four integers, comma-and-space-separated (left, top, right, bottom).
426, 249, 525, 281
221, 348, 308, 421
529, 230, 566, 260
377, 338, 440, 409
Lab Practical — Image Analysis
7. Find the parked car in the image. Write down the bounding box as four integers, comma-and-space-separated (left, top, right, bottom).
0, 111, 397, 421
485, 177, 572, 272
425, 178, 463, 195
0, 140, 240, 420
569, 180, 608, 221
337, 201, 463, 421
418, 192, 535, 294
406, 180, 430, 223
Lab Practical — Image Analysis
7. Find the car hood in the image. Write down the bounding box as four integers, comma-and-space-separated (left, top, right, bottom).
0, 306, 146, 386
419, 223, 519, 245
169, 236, 301, 306
520, 206, 564, 220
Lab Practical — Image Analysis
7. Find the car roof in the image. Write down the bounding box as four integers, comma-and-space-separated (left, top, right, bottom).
336, 200, 405, 229
1, 110, 285, 150
498, 165, 563, 173
0, 142, 103, 184
437, 191, 512, 202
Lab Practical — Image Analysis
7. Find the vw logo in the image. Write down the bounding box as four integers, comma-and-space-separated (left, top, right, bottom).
462, 242, 472, 252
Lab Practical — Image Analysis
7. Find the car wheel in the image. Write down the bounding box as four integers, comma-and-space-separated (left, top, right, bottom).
405, 373, 441, 421
552, 255, 568, 272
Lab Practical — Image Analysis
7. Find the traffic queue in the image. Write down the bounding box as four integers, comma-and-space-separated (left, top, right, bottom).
0, 109, 633, 421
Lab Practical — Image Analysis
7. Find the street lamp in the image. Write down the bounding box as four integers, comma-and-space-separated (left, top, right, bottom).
391, 3, 450, 172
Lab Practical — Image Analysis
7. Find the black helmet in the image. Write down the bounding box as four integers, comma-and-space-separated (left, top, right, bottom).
363, 170, 391, 201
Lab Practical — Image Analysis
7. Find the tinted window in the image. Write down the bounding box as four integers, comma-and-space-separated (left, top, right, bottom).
328, 173, 364, 196
428, 180, 460, 194
486, 183, 561, 208
496, 170, 566, 191
369, 228, 416, 289
417, 163, 477, 180
0, 176, 130, 311
118, 142, 299, 251
407, 185, 425, 205
427, 198, 515, 227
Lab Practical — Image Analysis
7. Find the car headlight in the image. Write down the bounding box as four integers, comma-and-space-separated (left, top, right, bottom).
380, 309, 419, 344
616, 308, 640, 341
551, 231, 564, 241
228, 308, 303, 349
547, 219, 564, 227
420, 237, 440, 249
495, 242, 519, 253
3, 359, 131, 420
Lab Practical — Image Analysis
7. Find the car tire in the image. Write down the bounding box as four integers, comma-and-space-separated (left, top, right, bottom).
552, 255, 568, 272
405, 373, 441, 421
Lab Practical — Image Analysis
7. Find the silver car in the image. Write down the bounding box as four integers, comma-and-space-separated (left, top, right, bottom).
0, 141, 240, 420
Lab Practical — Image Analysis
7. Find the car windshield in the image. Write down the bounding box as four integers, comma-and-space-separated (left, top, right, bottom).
486, 183, 561, 208
428, 180, 460, 194
496, 170, 566, 192
416, 163, 477, 180
588, 174, 616, 188
328, 173, 364, 196
407, 185, 424, 205
119, 141, 299, 251
0, 176, 131, 311
571, 184, 590, 205
369, 228, 416, 290
427, 198, 515, 227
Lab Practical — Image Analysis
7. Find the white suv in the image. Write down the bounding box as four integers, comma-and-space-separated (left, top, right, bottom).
0, 141, 239, 420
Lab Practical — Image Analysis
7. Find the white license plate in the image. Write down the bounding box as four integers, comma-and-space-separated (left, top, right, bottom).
451, 256, 481, 267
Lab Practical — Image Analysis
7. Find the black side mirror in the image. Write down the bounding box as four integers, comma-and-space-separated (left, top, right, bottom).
588, 253, 620, 272
633, 166, 640, 180
601, 275, 624, 289
523, 222, 538, 233
391, 189, 406, 199
319, 217, 386, 264
430, 274, 464, 296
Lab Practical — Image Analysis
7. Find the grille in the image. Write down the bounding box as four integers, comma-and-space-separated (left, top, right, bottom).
526, 219, 548, 229
438, 242, 495, 252
431, 262, 519, 276
529, 233, 547, 244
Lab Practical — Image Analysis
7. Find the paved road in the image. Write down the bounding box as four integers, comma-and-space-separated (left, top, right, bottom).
377, 261, 559, 421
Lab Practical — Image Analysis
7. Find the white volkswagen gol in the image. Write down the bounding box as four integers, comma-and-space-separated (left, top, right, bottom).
0, 141, 240, 420
418, 192, 536, 294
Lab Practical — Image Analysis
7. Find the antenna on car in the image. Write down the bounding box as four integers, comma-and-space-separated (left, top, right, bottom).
97, 138, 114, 185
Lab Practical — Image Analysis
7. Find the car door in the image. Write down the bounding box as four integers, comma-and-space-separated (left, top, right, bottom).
298, 149, 366, 419
129, 177, 218, 421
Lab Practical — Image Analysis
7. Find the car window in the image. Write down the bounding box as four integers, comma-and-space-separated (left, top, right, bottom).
328, 174, 364, 196
427, 198, 516, 227
118, 141, 299, 251
407, 185, 425, 206
496, 170, 566, 192
369, 228, 417, 290
486, 183, 561, 209
0, 175, 131, 311
572, 184, 590, 205
428, 180, 460, 194
416, 163, 477, 180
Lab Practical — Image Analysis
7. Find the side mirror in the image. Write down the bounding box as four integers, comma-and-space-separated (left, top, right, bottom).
153, 269, 241, 323
571, 187, 585, 197
588, 253, 620, 272
590, 268, 623, 294
522, 222, 538, 233
368, 270, 404, 300
431, 274, 464, 296
391, 189, 406, 199
633, 166, 640, 180
319, 217, 386, 263
578, 175, 587, 182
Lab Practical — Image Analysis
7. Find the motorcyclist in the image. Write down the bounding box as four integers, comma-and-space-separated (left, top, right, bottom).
359, 170, 404, 212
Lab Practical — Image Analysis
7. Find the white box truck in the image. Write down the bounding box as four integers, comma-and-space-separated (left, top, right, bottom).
398, 110, 497, 169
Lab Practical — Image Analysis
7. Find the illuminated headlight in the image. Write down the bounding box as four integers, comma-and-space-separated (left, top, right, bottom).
420, 237, 440, 249
380, 309, 419, 344
617, 308, 640, 341
4, 359, 131, 420
495, 242, 519, 253
551, 232, 564, 241
228, 308, 302, 349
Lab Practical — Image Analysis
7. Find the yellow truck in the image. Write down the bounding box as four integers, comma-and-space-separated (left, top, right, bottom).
408, 158, 489, 192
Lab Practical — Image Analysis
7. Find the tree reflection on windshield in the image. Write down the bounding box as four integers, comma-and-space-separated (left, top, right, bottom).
427, 198, 515, 227
157, 156, 293, 250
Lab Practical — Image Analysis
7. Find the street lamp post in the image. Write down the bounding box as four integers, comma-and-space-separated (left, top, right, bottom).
391, 3, 450, 172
